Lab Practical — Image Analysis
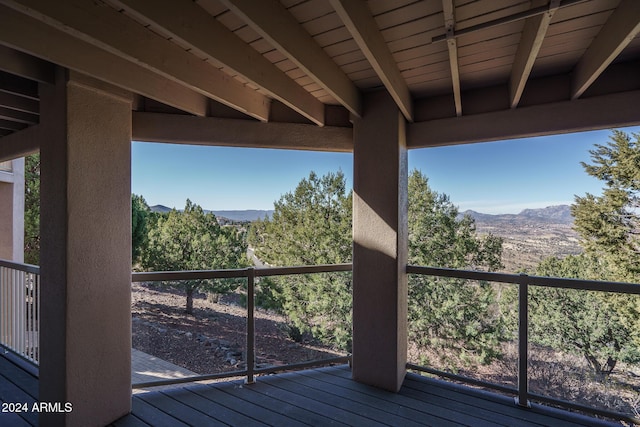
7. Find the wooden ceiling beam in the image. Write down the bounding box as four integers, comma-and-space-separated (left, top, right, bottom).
0, 4, 209, 117
572, 0, 640, 99
409, 89, 640, 148
0, 45, 54, 84
0, 106, 38, 124
109, 0, 324, 125
0, 91, 38, 114
442, 0, 462, 117
330, 0, 413, 122
0, 123, 41, 162
509, 0, 559, 108
1, 0, 270, 121
132, 112, 353, 152
220, 0, 361, 119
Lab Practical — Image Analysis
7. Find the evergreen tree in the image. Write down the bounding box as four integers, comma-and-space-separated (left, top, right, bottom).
248, 171, 353, 350
407, 170, 505, 366
529, 254, 640, 377
24, 153, 40, 265
527, 130, 640, 377
250, 169, 505, 361
132, 194, 149, 265
142, 200, 248, 314
572, 130, 640, 279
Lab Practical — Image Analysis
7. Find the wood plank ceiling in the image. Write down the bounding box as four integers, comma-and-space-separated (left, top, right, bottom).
0, 0, 639, 151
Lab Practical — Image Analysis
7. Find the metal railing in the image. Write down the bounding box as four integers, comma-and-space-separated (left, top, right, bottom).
0, 260, 40, 365
131, 263, 352, 388
406, 265, 640, 425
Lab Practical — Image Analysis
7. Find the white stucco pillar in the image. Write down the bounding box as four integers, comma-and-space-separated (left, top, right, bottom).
39, 69, 132, 426
352, 90, 408, 392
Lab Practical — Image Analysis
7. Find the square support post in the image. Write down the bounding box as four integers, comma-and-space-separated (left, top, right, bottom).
39, 69, 132, 426
0, 158, 25, 262
352, 90, 408, 392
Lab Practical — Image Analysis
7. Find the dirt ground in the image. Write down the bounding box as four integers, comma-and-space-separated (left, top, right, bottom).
131, 282, 344, 375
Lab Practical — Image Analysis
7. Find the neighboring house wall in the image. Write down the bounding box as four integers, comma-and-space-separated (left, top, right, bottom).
0, 158, 25, 262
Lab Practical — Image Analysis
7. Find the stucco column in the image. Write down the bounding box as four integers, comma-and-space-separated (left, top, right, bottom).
0, 158, 25, 262
39, 69, 132, 426
352, 90, 408, 392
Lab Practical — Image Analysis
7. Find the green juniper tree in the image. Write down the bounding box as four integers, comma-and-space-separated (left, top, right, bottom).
24, 153, 40, 265
572, 130, 640, 279
249, 171, 353, 350
250, 170, 506, 362
142, 199, 248, 314
131, 194, 150, 265
527, 130, 640, 377
407, 170, 505, 366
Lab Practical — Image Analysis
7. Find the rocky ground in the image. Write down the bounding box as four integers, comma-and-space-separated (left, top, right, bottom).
131, 282, 344, 375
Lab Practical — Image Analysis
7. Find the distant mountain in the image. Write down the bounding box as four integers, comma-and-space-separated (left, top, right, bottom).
149, 205, 273, 222
462, 205, 580, 273
463, 205, 573, 225
150, 204, 172, 213
211, 210, 273, 222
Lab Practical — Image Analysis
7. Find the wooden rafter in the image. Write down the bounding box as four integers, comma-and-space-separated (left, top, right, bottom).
0, 123, 41, 161
0, 4, 210, 117
409, 90, 640, 148
329, 0, 413, 122
1, 0, 271, 121
0, 44, 53, 84
108, 0, 329, 124
132, 112, 353, 152
510, 0, 559, 108
220, 0, 362, 119
442, 0, 462, 117
572, 0, 640, 99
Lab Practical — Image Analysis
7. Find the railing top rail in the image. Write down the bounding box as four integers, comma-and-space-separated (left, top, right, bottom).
0, 259, 40, 275
132, 263, 352, 282
407, 265, 640, 295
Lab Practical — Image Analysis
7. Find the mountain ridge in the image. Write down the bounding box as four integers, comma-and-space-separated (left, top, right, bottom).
462, 204, 573, 225
150, 205, 273, 222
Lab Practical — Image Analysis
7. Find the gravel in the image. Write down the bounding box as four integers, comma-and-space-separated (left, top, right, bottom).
131, 282, 343, 375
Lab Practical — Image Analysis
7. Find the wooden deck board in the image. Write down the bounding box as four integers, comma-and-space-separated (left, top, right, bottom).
161, 387, 269, 427
402, 374, 618, 427
137, 390, 226, 426
188, 382, 308, 426
129, 398, 189, 427
0, 353, 625, 426
318, 367, 509, 426
110, 412, 150, 427
220, 380, 335, 426
296, 367, 470, 426
289, 370, 442, 425
274, 373, 427, 427
0, 355, 38, 426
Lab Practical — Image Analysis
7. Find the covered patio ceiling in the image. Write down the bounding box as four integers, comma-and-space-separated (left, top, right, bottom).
0, 0, 639, 160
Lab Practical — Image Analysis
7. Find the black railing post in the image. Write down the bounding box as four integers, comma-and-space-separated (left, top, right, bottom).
246, 267, 256, 385
517, 274, 530, 407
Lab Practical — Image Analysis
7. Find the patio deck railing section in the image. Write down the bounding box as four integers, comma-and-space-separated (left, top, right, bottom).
406, 265, 640, 425
0, 259, 40, 364
131, 263, 352, 388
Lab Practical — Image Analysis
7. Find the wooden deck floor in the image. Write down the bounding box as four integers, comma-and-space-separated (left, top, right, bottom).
0, 353, 623, 427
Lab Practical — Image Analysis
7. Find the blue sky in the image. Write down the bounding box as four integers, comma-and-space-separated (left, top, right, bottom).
132, 126, 640, 214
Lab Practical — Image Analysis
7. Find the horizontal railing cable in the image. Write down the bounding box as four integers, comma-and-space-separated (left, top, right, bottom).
406, 265, 640, 294
132, 264, 353, 388
407, 264, 640, 425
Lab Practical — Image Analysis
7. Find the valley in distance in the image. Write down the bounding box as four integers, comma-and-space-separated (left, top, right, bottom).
463, 205, 581, 273
151, 204, 580, 273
